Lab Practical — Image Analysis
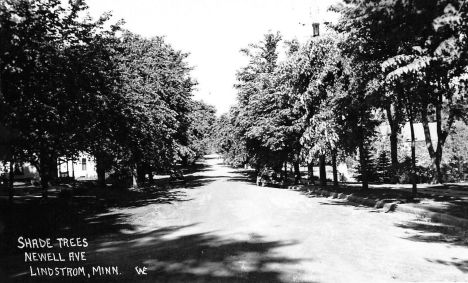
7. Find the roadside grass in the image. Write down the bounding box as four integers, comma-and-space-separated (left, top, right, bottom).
232, 166, 468, 222
307, 184, 468, 221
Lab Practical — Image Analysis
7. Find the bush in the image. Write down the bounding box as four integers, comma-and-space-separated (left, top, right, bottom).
395, 157, 433, 184
442, 157, 468, 182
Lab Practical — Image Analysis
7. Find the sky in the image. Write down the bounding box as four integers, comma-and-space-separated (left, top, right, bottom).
85, 0, 340, 115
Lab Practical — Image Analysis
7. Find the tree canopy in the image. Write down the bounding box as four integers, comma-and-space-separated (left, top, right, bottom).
0, 0, 202, 195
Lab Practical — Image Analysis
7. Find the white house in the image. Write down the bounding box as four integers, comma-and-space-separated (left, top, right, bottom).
379, 122, 438, 143
1, 152, 97, 181
57, 153, 97, 179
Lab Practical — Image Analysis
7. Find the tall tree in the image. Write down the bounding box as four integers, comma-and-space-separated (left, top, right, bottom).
288, 34, 343, 188
113, 31, 196, 186
181, 100, 217, 166
332, 0, 468, 189
0, 0, 120, 197
234, 32, 288, 171
213, 108, 249, 167
382, 0, 468, 183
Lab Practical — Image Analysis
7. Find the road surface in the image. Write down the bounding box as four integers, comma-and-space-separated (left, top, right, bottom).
4, 156, 468, 282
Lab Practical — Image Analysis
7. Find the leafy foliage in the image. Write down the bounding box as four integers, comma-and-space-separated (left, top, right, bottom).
0, 0, 122, 192
0, 0, 199, 192
112, 31, 195, 176
181, 100, 217, 165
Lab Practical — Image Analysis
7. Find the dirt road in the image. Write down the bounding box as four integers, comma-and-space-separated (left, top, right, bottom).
3, 156, 468, 282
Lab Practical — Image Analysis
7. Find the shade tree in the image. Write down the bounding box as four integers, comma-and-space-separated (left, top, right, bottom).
112, 31, 196, 186
0, 0, 124, 196
331, 0, 468, 192
0, 0, 199, 195
233, 32, 290, 173
180, 99, 217, 166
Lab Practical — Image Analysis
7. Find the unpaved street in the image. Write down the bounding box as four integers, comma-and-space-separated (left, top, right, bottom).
4, 156, 468, 282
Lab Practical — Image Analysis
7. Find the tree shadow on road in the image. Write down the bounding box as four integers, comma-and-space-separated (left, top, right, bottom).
308, 195, 468, 248
0, 182, 202, 257
186, 175, 240, 188
316, 201, 354, 206
306, 195, 383, 211
409, 201, 468, 220
101, 187, 193, 209
0, 172, 230, 256
0, 197, 141, 256
394, 220, 468, 247
98, 173, 229, 209
225, 177, 256, 184
2, 224, 311, 283
425, 258, 468, 274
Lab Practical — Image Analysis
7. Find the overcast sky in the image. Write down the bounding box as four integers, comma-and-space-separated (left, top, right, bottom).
85, 0, 340, 115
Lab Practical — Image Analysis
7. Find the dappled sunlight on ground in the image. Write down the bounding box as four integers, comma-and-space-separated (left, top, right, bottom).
4, 224, 305, 283
3, 155, 468, 282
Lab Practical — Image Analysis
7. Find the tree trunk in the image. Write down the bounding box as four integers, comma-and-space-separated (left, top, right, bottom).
181, 155, 188, 167
148, 166, 154, 184
0, 61, 2, 101
293, 161, 301, 185
96, 154, 106, 189
332, 151, 338, 188
71, 159, 76, 189
408, 119, 418, 197
284, 161, 287, 183
307, 161, 314, 185
400, 84, 418, 197
40, 169, 49, 199
132, 165, 138, 188
136, 163, 146, 187
8, 160, 14, 204
421, 106, 443, 184
386, 104, 399, 182
435, 97, 448, 184
319, 155, 327, 188
358, 141, 369, 190
37, 156, 52, 199
50, 158, 58, 185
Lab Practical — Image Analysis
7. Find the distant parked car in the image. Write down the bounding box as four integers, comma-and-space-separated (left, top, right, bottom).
169, 169, 187, 187
256, 170, 284, 187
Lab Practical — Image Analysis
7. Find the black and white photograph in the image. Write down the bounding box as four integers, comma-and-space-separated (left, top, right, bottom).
1, 0, 468, 282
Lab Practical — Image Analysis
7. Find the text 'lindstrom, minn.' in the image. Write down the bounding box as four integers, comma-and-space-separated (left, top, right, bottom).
30, 266, 120, 277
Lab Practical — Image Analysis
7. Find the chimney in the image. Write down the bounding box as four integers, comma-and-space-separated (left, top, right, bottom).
312, 23, 320, 37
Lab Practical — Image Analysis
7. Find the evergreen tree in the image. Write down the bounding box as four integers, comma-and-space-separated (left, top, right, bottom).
376, 150, 392, 183
354, 145, 377, 183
